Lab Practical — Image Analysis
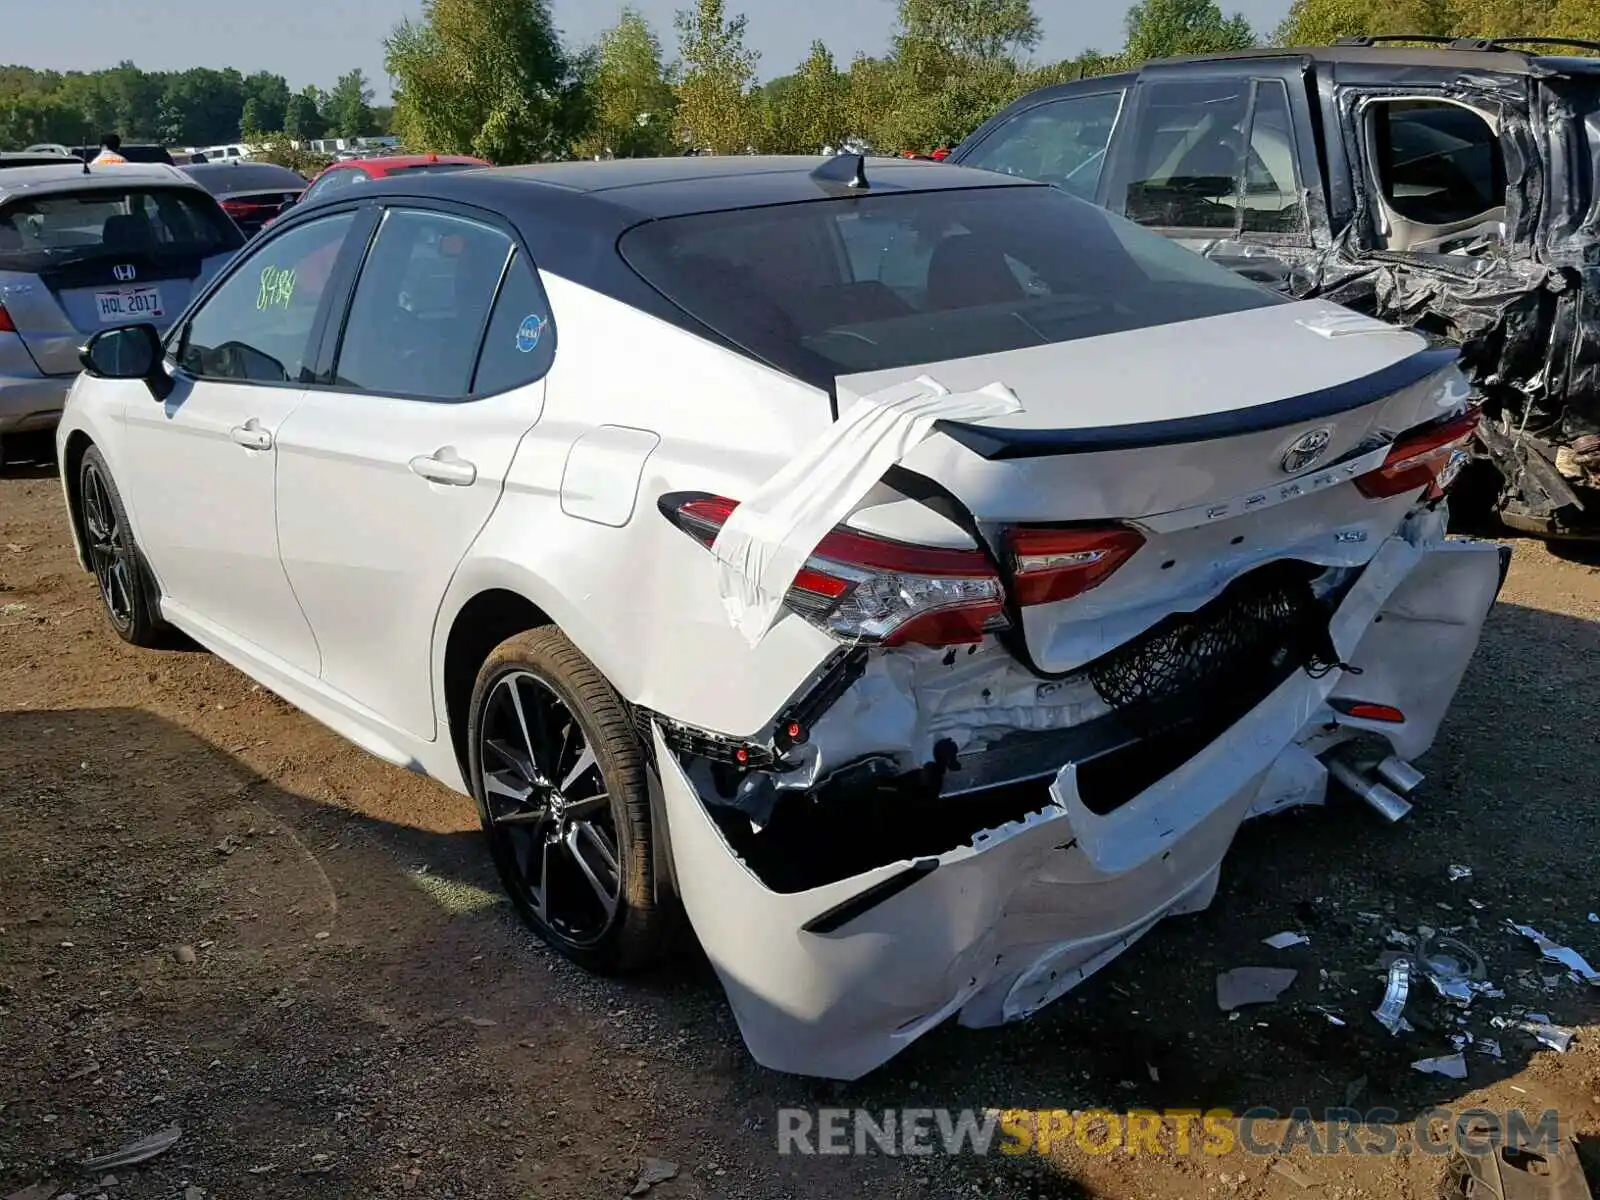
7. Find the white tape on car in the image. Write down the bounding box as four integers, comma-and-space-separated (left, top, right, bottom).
710, 374, 1022, 647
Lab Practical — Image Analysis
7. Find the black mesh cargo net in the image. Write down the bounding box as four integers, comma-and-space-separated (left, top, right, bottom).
1086, 559, 1343, 740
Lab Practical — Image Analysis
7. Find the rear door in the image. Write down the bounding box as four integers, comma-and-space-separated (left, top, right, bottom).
0, 184, 242, 375
272, 202, 555, 740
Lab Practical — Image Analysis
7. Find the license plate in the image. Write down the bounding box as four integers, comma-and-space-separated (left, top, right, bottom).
95, 286, 164, 323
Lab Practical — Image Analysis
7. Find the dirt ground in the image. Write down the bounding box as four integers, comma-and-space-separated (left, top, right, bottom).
2, 457, 1598, 1200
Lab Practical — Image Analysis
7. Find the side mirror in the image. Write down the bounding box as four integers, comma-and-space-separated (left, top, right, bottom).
80, 324, 173, 400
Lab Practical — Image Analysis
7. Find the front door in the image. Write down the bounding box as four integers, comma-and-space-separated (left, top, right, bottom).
273, 205, 557, 739
119, 209, 360, 673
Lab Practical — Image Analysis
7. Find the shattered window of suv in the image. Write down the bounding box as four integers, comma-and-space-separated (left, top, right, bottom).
618, 184, 1283, 381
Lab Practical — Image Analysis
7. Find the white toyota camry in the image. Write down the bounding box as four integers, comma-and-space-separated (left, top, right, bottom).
56, 154, 1506, 1080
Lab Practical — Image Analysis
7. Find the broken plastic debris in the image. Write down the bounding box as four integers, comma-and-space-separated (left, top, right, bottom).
1374, 957, 1413, 1035
1447, 864, 1472, 882
1589, 913, 1598, 923
1216, 967, 1297, 1011
1263, 931, 1310, 950
1489, 1015, 1577, 1053
1418, 933, 1488, 1006
1386, 929, 1414, 946
629, 1158, 679, 1196
1477, 1038, 1503, 1059
80, 1125, 181, 1171
1505, 920, 1599, 985
1312, 1006, 1346, 1026
1411, 1052, 1468, 1079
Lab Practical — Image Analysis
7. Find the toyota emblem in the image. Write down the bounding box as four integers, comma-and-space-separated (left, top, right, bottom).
112, 264, 137, 282
1281, 427, 1332, 474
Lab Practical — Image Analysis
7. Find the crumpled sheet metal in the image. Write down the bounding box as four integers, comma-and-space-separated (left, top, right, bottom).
652, 533, 1505, 1079
710, 375, 1021, 646
1189, 71, 1600, 521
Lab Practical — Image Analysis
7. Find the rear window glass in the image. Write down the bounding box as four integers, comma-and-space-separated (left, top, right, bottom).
0, 187, 239, 271
387, 162, 481, 175
618, 185, 1281, 381
189, 164, 307, 193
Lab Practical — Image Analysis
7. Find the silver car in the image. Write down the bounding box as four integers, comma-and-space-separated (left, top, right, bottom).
0, 162, 243, 462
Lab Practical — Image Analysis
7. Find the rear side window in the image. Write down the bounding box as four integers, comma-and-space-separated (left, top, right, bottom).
961, 91, 1125, 200
1369, 101, 1505, 227
0, 187, 240, 271
332, 208, 513, 400
472, 250, 555, 394
179, 211, 356, 384
619, 185, 1280, 382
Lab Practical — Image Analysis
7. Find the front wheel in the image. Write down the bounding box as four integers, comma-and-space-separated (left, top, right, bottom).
466, 627, 674, 974
78, 446, 168, 647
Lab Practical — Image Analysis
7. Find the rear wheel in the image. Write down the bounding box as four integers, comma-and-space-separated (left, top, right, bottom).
467, 627, 672, 974
78, 447, 167, 647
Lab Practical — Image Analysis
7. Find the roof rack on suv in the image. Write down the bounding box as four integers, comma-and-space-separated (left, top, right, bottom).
1332, 33, 1600, 54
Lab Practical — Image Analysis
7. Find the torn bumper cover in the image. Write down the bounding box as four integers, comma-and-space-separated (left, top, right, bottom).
652, 522, 1506, 1080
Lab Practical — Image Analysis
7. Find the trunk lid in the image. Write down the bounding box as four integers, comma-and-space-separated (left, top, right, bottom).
836, 299, 1468, 673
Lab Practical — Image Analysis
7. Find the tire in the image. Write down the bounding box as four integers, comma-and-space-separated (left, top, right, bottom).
77, 446, 169, 647
467, 627, 673, 974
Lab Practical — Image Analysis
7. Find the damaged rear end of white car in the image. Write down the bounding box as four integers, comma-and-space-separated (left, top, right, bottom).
607, 168, 1508, 1080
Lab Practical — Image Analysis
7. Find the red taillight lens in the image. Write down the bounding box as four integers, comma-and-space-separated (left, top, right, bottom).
1330, 698, 1406, 723
1006, 526, 1146, 606
665, 495, 1006, 647
665, 496, 1147, 647
0, 303, 13, 333
1354, 410, 1480, 500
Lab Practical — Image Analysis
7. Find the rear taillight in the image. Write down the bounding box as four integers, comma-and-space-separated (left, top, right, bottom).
0, 303, 13, 333
1355, 410, 1480, 500
663, 495, 1142, 647
1006, 526, 1146, 606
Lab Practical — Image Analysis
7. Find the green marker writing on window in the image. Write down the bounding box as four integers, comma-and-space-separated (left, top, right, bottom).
257, 265, 297, 310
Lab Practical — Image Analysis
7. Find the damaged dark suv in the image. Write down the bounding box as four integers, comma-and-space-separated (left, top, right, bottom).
953, 36, 1600, 537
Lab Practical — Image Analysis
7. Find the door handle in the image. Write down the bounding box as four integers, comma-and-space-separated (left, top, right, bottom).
230, 419, 272, 451
408, 448, 477, 487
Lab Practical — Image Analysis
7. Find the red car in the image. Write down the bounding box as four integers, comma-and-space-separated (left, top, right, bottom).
265, 152, 490, 228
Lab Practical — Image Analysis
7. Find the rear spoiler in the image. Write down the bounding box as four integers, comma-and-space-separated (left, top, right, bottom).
933, 346, 1460, 460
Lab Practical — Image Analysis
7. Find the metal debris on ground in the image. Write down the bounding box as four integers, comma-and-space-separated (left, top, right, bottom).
1447, 865, 1472, 882
1373, 958, 1414, 1035
1442, 1124, 1594, 1200
1386, 929, 1414, 947
1506, 920, 1600, 984
1476, 1038, 1503, 1059
1263, 931, 1310, 949
4, 1183, 59, 1200
1589, 913, 1598, 923
1488, 1014, 1577, 1053
1312, 1006, 1346, 1026
1412, 1052, 1468, 1079
79, 1125, 181, 1171
629, 1158, 679, 1196
1215, 967, 1297, 1011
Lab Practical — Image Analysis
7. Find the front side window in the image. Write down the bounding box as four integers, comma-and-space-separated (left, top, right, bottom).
1123, 78, 1252, 229
178, 211, 356, 384
961, 91, 1126, 200
332, 208, 513, 400
619, 185, 1281, 383
0, 187, 240, 270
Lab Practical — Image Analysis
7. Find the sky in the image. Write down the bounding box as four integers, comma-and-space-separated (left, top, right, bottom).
4, 0, 1295, 103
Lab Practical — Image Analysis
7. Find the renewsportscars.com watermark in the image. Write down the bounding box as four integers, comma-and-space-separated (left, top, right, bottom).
776, 1107, 1562, 1158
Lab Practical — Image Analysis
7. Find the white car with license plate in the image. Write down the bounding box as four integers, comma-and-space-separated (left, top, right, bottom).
55, 155, 1506, 1080
0, 162, 242, 462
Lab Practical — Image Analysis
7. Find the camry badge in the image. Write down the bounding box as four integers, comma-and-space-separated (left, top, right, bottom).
1281, 427, 1332, 474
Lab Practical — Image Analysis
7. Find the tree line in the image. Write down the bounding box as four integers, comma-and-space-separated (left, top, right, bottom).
0, 62, 388, 150
5, 0, 1598, 163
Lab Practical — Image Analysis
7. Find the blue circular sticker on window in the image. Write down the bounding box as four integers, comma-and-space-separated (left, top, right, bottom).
515, 314, 548, 354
